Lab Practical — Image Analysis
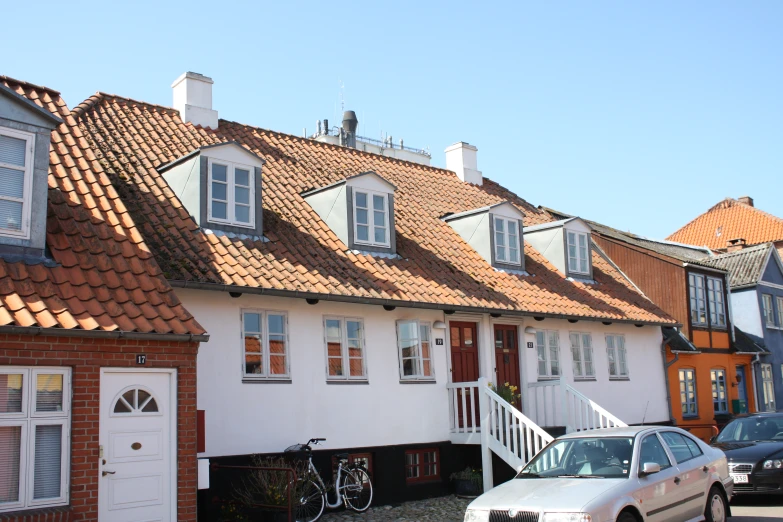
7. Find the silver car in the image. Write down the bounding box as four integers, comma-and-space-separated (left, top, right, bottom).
464, 426, 732, 522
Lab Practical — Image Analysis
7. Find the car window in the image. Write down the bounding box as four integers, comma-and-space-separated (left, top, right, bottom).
682, 435, 703, 458
717, 416, 783, 442
520, 437, 633, 478
660, 431, 701, 464
639, 434, 672, 471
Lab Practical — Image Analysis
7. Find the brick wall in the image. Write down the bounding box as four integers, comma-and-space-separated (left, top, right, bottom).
0, 333, 199, 522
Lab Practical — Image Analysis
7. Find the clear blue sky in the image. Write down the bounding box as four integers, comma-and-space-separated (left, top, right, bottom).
5, 1, 782, 239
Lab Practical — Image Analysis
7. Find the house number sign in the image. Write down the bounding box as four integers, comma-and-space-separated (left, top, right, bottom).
435, 338, 444, 345
136, 354, 147, 365
526, 342, 534, 349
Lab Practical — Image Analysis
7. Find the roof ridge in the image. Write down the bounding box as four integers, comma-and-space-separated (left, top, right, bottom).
0, 75, 61, 96
710, 242, 773, 259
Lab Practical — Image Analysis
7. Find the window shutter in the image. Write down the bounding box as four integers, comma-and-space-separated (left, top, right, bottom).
0, 425, 22, 503
33, 424, 62, 500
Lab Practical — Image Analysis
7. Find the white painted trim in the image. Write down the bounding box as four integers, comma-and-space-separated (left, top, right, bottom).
207, 157, 256, 228
240, 309, 291, 380
566, 230, 590, 275
352, 188, 391, 248
605, 334, 629, 379
0, 126, 35, 239
0, 366, 29, 419
396, 319, 435, 381
492, 216, 522, 266
323, 316, 369, 381
445, 317, 483, 384
568, 331, 595, 378
759, 281, 783, 291
99, 368, 178, 522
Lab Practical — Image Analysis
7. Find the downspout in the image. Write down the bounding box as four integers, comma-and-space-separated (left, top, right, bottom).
750, 353, 761, 412
662, 334, 679, 425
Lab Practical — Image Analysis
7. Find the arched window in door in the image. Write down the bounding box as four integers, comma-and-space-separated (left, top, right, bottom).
112, 387, 159, 414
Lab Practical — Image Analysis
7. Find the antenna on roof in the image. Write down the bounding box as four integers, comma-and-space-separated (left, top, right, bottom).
641, 401, 649, 426
339, 79, 345, 113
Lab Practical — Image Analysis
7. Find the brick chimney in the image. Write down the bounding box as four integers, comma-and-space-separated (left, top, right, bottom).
738, 196, 754, 207
727, 238, 747, 252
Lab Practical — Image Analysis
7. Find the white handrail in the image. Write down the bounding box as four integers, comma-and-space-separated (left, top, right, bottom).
564, 383, 627, 431
446, 381, 481, 435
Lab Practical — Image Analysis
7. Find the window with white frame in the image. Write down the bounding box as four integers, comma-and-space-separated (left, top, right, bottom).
536, 330, 561, 379
605, 334, 628, 378
778, 296, 783, 328
707, 277, 726, 327
352, 190, 390, 248
493, 217, 521, 265
324, 317, 367, 380
0, 367, 70, 513
208, 158, 255, 228
570, 332, 594, 378
242, 310, 289, 379
711, 369, 728, 414
396, 320, 434, 380
762, 294, 775, 327
0, 128, 34, 239
679, 368, 698, 417
689, 274, 708, 326
761, 363, 775, 412
566, 231, 590, 274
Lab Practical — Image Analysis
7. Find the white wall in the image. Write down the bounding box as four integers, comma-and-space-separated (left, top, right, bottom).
185, 288, 669, 459
730, 289, 763, 338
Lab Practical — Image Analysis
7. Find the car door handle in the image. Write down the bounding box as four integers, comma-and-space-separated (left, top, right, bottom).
673, 477, 681, 485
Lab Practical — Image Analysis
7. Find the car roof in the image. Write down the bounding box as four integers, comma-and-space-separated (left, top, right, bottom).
557, 426, 668, 439
729, 412, 783, 419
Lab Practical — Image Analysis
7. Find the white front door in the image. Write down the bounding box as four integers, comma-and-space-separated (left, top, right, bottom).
99, 370, 176, 522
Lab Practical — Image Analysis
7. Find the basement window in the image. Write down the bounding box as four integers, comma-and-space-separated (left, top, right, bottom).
208, 158, 255, 228
0, 128, 34, 239
405, 448, 439, 483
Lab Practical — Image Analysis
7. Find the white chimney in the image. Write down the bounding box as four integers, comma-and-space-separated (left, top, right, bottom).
171, 72, 219, 129
445, 142, 482, 185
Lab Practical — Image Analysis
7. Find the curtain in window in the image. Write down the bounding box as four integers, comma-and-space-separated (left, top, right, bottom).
0, 425, 22, 503
33, 424, 62, 500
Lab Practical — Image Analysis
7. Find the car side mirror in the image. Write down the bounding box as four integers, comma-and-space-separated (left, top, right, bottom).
639, 462, 661, 477
709, 436, 717, 444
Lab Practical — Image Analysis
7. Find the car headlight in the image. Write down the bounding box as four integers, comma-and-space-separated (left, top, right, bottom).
763, 459, 782, 470
542, 514, 593, 522
464, 509, 490, 522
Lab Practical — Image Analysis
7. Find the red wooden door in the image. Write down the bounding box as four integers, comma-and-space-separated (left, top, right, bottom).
450, 322, 479, 428
494, 324, 521, 408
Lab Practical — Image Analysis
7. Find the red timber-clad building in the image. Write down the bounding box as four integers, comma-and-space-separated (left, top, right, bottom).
0, 76, 207, 522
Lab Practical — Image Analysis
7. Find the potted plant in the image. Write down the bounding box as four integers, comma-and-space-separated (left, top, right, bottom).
450, 467, 483, 498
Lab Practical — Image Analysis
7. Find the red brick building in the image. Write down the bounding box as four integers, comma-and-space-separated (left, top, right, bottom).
0, 77, 206, 522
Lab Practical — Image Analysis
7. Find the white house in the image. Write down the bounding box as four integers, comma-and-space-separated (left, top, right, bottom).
75, 72, 676, 511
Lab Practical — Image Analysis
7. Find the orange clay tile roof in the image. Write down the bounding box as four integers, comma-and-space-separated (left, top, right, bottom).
72, 92, 675, 325
668, 198, 783, 259
0, 76, 205, 337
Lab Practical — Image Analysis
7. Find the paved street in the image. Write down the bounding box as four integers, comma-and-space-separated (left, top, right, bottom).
318, 494, 783, 521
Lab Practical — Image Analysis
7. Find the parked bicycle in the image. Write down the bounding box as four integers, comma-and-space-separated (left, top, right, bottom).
284, 438, 373, 522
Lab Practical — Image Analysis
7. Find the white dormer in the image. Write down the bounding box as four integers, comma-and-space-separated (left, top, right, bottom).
158, 142, 265, 236
0, 82, 61, 258
303, 171, 397, 255
524, 217, 594, 279
443, 201, 526, 271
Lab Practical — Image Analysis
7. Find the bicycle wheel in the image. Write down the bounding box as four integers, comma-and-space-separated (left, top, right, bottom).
341, 466, 373, 512
293, 478, 325, 522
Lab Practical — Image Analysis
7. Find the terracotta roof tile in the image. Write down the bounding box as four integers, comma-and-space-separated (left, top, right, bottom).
72, 90, 675, 325
0, 76, 204, 336
668, 198, 783, 251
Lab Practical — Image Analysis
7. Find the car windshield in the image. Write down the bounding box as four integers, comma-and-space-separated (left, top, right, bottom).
716, 416, 783, 442
518, 437, 634, 479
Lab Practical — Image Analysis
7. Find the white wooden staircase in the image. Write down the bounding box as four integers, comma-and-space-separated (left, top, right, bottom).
447, 377, 627, 490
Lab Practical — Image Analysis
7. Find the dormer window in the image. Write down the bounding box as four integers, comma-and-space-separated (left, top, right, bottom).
353, 190, 390, 247
567, 231, 590, 275
493, 217, 521, 265
208, 158, 255, 228
302, 171, 397, 255
158, 141, 265, 237
0, 128, 34, 239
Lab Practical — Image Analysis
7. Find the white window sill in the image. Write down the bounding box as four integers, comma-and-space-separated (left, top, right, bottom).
767, 325, 783, 330
399, 379, 436, 384
537, 376, 560, 381
574, 377, 597, 382
326, 380, 369, 385
609, 376, 630, 381
242, 378, 292, 384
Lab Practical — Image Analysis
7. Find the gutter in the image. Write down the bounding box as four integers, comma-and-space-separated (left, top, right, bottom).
0, 325, 209, 343
170, 280, 682, 328
750, 354, 762, 412
662, 334, 680, 425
